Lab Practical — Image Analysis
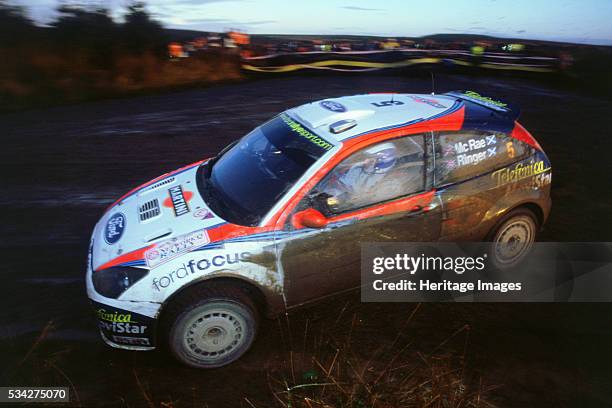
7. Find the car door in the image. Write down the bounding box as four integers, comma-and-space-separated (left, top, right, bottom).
277, 133, 442, 307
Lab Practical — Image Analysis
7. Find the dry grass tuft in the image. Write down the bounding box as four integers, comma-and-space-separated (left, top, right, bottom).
267, 305, 499, 408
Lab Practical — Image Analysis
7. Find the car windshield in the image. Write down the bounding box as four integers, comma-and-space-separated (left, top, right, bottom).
198, 113, 334, 226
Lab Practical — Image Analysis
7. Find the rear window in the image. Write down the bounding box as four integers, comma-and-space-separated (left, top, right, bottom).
434, 130, 528, 186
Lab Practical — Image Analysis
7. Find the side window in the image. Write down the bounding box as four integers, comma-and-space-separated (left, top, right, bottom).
434, 131, 528, 186
308, 135, 426, 215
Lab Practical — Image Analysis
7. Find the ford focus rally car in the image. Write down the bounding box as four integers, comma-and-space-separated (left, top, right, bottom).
87, 91, 551, 368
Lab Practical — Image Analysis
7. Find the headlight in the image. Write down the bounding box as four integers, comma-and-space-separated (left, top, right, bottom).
92, 267, 148, 299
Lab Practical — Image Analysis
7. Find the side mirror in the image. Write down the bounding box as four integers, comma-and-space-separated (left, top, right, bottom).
292, 208, 328, 229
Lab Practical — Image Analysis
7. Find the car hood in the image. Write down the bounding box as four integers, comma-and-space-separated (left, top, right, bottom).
92, 163, 224, 271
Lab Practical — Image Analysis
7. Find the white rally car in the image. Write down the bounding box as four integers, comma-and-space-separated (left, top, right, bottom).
87, 91, 551, 368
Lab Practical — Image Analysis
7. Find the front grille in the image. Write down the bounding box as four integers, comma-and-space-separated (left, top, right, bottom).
139, 199, 160, 222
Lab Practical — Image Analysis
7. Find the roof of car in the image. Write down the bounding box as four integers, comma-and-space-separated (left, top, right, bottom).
287, 92, 519, 143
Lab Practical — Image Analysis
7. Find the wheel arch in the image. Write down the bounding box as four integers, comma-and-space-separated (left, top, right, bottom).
156, 274, 285, 336
485, 201, 545, 241
515, 202, 544, 229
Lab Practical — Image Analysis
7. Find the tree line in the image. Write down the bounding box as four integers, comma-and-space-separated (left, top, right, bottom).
0, 1, 243, 111
0, 1, 167, 62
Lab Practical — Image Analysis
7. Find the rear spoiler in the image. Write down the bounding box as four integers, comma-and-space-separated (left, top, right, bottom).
444, 90, 520, 122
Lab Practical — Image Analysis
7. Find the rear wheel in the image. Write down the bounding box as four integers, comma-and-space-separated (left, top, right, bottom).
164, 285, 259, 368
488, 208, 538, 269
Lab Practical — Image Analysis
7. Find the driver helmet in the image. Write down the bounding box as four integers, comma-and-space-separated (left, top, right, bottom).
364, 142, 397, 174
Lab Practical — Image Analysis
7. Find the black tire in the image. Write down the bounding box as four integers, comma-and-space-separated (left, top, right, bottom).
487, 208, 539, 270
163, 284, 259, 369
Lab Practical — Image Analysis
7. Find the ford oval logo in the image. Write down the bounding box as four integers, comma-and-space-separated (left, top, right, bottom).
320, 100, 346, 112
104, 213, 126, 244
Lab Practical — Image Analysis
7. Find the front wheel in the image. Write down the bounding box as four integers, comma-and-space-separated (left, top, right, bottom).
488, 208, 538, 270
165, 285, 259, 368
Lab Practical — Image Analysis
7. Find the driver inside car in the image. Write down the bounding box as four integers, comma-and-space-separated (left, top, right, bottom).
320, 142, 422, 213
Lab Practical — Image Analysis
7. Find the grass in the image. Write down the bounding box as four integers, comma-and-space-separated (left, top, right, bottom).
4, 319, 83, 407
264, 304, 499, 408
2, 303, 502, 407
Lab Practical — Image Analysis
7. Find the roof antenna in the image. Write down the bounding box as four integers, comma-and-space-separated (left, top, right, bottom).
430, 71, 436, 95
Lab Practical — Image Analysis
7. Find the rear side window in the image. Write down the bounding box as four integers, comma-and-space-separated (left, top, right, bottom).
434, 131, 527, 186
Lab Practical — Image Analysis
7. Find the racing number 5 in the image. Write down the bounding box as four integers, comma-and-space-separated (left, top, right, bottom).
506, 141, 516, 159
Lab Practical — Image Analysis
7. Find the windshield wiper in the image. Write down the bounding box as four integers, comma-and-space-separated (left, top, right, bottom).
199, 168, 245, 224
203, 139, 239, 179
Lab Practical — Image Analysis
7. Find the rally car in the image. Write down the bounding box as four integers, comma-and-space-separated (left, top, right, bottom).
87, 91, 551, 368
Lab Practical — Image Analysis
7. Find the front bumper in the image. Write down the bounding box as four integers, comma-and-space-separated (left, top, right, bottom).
91, 300, 158, 350
100, 330, 153, 351
87, 238, 160, 351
